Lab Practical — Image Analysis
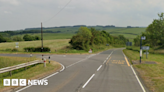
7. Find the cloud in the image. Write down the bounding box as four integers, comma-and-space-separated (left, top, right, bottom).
0, 0, 20, 6
0, 0, 164, 31
4, 11, 12, 14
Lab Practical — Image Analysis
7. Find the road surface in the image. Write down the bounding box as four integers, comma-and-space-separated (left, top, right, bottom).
1, 49, 148, 92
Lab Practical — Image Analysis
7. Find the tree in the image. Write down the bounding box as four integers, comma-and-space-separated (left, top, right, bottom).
13, 36, 23, 41
23, 34, 33, 41
34, 36, 40, 40
0, 35, 6, 42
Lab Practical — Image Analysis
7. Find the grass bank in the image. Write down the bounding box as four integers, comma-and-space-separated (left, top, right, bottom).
0, 57, 61, 91
126, 46, 164, 54
0, 56, 36, 68
123, 49, 164, 92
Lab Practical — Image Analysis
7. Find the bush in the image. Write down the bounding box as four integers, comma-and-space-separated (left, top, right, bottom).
12, 36, 24, 41
24, 47, 35, 52
24, 47, 50, 52
23, 34, 34, 41
12, 48, 18, 52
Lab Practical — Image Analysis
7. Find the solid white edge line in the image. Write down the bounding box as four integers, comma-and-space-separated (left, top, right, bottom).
16, 62, 65, 92
130, 66, 146, 92
97, 65, 102, 71
59, 63, 65, 72
82, 74, 95, 88
122, 51, 145, 91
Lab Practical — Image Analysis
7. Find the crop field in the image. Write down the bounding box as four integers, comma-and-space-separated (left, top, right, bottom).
0, 39, 70, 52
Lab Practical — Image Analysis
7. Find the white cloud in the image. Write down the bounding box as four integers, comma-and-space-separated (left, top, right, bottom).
0, 0, 164, 31
4, 11, 12, 14
0, 0, 20, 5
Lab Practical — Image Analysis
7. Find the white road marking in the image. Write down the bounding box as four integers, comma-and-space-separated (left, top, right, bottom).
104, 51, 113, 64
82, 74, 95, 88
15, 62, 65, 92
103, 60, 106, 64
66, 54, 96, 68
97, 65, 102, 71
16, 85, 32, 92
130, 65, 146, 92
59, 63, 65, 72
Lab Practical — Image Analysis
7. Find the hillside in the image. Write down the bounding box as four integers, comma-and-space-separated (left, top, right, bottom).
0, 26, 146, 41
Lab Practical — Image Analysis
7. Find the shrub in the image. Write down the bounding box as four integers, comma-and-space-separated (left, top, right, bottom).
12, 48, 18, 52
24, 47, 35, 52
23, 34, 34, 41
24, 47, 50, 52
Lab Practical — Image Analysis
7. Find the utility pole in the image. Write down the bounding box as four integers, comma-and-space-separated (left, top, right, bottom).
41, 22, 43, 52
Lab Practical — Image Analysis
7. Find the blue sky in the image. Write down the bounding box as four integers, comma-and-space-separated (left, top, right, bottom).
0, 0, 163, 31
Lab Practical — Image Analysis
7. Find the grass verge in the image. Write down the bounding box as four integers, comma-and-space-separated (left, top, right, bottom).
0, 58, 61, 92
123, 49, 164, 92
0, 56, 36, 68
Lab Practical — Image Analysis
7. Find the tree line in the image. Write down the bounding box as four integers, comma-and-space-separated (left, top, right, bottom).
69, 27, 128, 50
0, 34, 40, 43
134, 13, 164, 48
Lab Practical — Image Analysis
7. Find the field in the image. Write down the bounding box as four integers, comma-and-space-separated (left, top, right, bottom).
0, 39, 70, 53
123, 49, 164, 92
10, 27, 146, 41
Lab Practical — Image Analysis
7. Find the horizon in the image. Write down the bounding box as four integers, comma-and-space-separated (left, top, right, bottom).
1, 25, 147, 32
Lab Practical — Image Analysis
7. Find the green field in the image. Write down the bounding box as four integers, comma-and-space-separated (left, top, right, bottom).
10, 27, 146, 41
0, 39, 70, 52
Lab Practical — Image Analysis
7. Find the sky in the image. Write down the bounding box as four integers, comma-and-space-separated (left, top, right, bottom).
0, 0, 164, 31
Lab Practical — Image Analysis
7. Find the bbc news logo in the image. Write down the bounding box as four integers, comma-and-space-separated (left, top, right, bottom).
3, 79, 48, 86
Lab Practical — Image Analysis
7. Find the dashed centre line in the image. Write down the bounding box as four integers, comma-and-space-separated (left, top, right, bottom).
97, 65, 102, 71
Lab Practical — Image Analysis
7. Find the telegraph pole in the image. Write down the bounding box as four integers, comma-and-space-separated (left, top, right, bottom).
41, 22, 43, 52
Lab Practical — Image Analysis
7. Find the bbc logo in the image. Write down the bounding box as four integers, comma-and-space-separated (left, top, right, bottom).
3, 79, 26, 86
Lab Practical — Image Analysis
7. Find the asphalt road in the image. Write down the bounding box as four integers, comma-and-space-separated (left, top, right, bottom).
1, 49, 148, 92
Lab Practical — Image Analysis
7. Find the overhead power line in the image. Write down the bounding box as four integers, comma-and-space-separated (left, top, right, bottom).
43, 0, 73, 23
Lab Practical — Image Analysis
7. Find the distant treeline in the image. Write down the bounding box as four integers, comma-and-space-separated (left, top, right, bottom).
24, 25, 140, 30
0, 25, 142, 37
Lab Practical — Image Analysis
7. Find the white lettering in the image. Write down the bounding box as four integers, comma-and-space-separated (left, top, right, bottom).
44, 80, 48, 85
28, 80, 33, 85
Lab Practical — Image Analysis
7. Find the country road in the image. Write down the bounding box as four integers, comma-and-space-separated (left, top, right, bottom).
1, 49, 149, 92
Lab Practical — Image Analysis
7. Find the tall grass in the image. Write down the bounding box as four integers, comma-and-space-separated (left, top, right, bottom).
0, 39, 70, 53
0, 56, 36, 68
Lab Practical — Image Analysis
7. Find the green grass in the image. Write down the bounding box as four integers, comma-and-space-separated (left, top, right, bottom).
107, 27, 146, 40
123, 49, 164, 92
0, 56, 36, 68
126, 46, 164, 54
11, 27, 146, 41
0, 39, 70, 53
0, 39, 119, 54
0, 60, 61, 91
